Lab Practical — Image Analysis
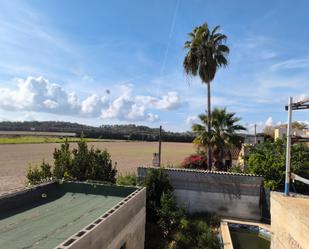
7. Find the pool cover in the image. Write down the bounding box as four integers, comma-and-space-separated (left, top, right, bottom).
0, 182, 136, 249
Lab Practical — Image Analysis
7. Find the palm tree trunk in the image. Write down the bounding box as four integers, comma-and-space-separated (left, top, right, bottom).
207, 82, 211, 170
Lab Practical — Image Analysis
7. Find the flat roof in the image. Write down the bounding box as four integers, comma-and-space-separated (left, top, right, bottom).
0, 182, 137, 249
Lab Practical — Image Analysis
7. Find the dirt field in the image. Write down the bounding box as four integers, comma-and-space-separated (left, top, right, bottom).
0, 141, 194, 194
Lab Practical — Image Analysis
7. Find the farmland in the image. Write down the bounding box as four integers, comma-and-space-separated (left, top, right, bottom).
0, 136, 104, 144
0, 141, 195, 194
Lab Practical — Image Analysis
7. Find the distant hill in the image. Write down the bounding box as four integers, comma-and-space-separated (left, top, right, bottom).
0, 121, 194, 143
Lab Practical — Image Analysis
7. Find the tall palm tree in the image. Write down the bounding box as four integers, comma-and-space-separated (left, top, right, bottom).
192, 108, 246, 171
183, 23, 229, 169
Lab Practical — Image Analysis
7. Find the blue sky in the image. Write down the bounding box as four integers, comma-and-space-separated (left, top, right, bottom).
0, 0, 308, 132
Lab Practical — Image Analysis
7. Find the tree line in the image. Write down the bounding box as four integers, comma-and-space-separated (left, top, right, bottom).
0, 121, 194, 142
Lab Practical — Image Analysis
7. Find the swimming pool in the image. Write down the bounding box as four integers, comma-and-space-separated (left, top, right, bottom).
229, 225, 270, 249
221, 220, 271, 249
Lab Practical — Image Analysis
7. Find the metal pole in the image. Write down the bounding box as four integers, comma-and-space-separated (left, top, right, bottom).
158, 125, 162, 167
285, 97, 293, 196
254, 124, 257, 145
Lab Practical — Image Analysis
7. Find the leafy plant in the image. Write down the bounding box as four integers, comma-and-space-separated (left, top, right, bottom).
116, 173, 137, 186
27, 137, 117, 184
246, 139, 309, 192
181, 154, 208, 169
158, 191, 184, 237
143, 168, 173, 222
27, 161, 52, 185
169, 215, 221, 249
192, 108, 246, 171
53, 139, 72, 179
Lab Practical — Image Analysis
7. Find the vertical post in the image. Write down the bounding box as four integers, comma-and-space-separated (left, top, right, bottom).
285, 97, 293, 196
254, 124, 257, 145
158, 125, 162, 167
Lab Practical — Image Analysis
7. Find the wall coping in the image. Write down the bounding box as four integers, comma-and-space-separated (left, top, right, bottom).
138, 166, 263, 177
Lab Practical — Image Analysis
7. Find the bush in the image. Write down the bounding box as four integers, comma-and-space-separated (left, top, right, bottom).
169, 215, 221, 249
181, 154, 208, 169
27, 161, 52, 185
116, 173, 137, 186
246, 139, 309, 192
228, 165, 243, 173
27, 138, 117, 184
143, 168, 173, 222
53, 140, 72, 179
86, 148, 117, 183
158, 191, 184, 236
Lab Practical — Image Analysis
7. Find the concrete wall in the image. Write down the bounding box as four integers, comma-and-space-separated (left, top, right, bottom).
138, 167, 264, 221
271, 192, 309, 249
56, 187, 146, 249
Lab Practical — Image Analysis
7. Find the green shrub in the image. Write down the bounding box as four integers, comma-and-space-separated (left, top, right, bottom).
158, 191, 184, 236
170, 215, 221, 249
86, 148, 117, 183
27, 165, 42, 185
27, 137, 117, 184
53, 139, 72, 179
228, 165, 243, 173
40, 161, 52, 179
26, 161, 52, 185
116, 173, 137, 186
143, 168, 173, 222
246, 139, 309, 192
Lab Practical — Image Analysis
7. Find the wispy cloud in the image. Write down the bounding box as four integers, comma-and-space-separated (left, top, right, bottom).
270, 57, 309, 71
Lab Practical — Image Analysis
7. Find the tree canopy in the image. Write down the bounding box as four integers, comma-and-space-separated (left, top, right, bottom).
192, 108, 246, 170
246, 139, 309, 193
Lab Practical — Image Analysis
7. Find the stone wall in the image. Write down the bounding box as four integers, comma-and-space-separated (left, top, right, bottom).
271, 192, 309, 249
138, 167, 264, 221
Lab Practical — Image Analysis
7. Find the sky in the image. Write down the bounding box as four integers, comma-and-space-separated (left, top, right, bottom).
0, 0, 308, 132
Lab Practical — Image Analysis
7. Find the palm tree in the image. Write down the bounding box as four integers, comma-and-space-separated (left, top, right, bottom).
192, 108, 246, 171
183, 23, 229, 169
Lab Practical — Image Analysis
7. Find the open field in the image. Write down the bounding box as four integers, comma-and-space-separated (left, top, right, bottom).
0, 136, 106, 144
0, 141, 194, 194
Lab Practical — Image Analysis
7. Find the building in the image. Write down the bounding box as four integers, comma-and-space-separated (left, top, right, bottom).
274, 127, 309, 140
0, 181, 146, 249
243, 134, 264, 145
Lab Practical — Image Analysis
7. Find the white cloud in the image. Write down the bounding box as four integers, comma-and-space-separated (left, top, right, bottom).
186, 115, 199, 125
43, 99, 59, 109
136, 91, 181, 110
81, 94, 108, 116
101, 85, 177, 122
246, 116, 274, 133
265, 116, 273, 127
0, 76, 181, 123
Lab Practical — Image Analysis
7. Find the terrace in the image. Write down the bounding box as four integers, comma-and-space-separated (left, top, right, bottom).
0, 182, 145, 249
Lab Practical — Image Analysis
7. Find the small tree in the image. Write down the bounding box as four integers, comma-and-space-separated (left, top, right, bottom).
246, 139, 309, 192
71, 138, 90, 180
144, 168, 173, 222
158, 191, 183, 237
87, 148, 117, 183
53, 139, 72, 178
27, 161, 52, 185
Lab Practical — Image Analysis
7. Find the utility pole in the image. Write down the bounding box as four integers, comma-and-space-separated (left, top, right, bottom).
158, 125, 162, 167
254, 124, 257, 145
285, 97, 293, 196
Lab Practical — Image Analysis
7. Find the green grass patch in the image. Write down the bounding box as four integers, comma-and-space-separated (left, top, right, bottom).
0, 136, 105, 144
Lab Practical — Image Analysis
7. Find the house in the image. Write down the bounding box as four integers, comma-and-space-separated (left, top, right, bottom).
274, 127, 309, 140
